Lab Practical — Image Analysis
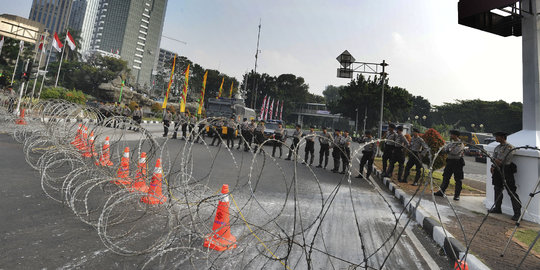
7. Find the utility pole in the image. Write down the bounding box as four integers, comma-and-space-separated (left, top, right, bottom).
336, 50, 388, 139
250, 19, 262, 109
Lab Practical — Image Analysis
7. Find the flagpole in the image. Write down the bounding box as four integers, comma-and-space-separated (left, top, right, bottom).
38, 42, 53, 99
11, 41, 23, 85
15, 59, 30, 115
26, 38, 41, 97
54, 38, 66, 88
31, 42, 44, 98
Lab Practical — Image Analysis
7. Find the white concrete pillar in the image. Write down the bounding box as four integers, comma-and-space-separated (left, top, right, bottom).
485, 0, 540, 222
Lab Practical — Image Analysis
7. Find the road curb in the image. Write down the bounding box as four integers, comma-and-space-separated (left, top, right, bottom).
372, 168, 490, 270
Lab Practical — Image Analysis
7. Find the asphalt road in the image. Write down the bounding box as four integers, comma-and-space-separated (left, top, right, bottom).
0, 123, 454, 269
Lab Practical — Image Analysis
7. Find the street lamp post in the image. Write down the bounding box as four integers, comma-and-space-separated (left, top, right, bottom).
336, 50, 388, 139
355, 108, 358, 135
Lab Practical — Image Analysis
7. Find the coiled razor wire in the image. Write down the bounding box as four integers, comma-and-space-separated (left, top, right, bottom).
0, 95, 539, 269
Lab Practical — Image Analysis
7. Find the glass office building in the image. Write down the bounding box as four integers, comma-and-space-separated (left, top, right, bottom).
91, 0, 168, 89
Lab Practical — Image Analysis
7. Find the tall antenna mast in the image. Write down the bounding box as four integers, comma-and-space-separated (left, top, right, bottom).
250, 19, 262, 109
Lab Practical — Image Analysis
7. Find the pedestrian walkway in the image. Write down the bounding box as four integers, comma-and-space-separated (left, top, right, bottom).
374, 168, 540, 269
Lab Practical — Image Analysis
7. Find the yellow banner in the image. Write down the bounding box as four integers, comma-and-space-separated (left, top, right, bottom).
229, 81, 234, 98
180, 64, 190, 112
162, 54, 177, 109
198, 70, 208, 115
217, 77, 224, 98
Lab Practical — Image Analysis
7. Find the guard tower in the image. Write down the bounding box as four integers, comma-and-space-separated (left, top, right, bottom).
459, 0, 540, 222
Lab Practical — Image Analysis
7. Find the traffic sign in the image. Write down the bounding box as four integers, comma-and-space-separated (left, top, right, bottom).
336, 50, 355, 68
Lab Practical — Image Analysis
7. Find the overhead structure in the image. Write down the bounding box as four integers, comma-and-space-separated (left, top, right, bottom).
458, 0, 523, 37
459, 0, 540, 224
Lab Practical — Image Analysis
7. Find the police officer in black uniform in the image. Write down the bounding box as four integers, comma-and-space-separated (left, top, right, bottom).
304, 126, 316, 165
489, 131, 521, 221
316, 127, 332, 169
357, 130, 376, 179
331, 129, 342, 173
434, 130, 465, 201
382, 123, 397, 176
285, 124, 303, 161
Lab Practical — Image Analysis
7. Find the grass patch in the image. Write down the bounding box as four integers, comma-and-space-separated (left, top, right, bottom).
514, 228, 540, 255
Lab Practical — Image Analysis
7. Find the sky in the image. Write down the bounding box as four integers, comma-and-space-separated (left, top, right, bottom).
1, 0, 523, 105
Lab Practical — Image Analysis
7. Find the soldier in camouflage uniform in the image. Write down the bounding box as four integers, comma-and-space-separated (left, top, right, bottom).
434, 130, 465, 201
489, 131, 521, 221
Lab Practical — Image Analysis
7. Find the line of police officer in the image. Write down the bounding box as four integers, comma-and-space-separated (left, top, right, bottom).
161, 112, 522, 221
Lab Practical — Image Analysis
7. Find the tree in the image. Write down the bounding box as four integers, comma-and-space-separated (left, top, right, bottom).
0, 36, 34, 86
328, 74, 413, 131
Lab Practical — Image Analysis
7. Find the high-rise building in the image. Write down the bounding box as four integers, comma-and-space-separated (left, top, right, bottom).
68, 0, 100, 57
68, 0, 86, 32
91, 0, 168, 89
156, 48, 177, 70
28, 0, 73, 35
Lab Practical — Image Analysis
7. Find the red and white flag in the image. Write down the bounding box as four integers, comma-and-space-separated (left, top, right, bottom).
52, 32, 63, 52
0, 36, 4, 55
116, 49, 119, 54
259, 95, 267, 120
264, 97, 272, 121
269, 99, 274, 120
66, 31, 76, 50
274, 100, 279, 119
38, 35, 44, 51
280, 101, 283, 121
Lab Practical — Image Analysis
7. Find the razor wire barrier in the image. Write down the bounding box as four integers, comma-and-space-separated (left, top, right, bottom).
1, 95, 539, 269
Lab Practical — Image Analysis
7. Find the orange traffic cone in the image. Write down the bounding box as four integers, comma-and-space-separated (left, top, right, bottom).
96, 136, 114, 167
203, 184, 237, 251
76, 126, 88, 151
82, 131, 96, 158
130, 152, 149, 193
454, 259, 469, 270
15, 109, 27, 125
115, 147, 131, 186
71, 124, 82, 146
141, 159, 167, 204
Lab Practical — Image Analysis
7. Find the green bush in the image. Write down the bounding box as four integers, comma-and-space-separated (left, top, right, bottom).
40, 87, 87, 104
40, 87, 62, 99
63, 90, 86, 104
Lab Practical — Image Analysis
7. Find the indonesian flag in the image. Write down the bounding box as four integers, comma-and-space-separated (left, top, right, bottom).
38, 35, 44, 51
269, 99, 274, 120
280, 101, 283, 121
259, 95, 267, 120
264, 97, 271, 120
275, 100, 279, 119
52, 32, 63, 52
66, 31, 76, 50
0, 36, 4, 55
